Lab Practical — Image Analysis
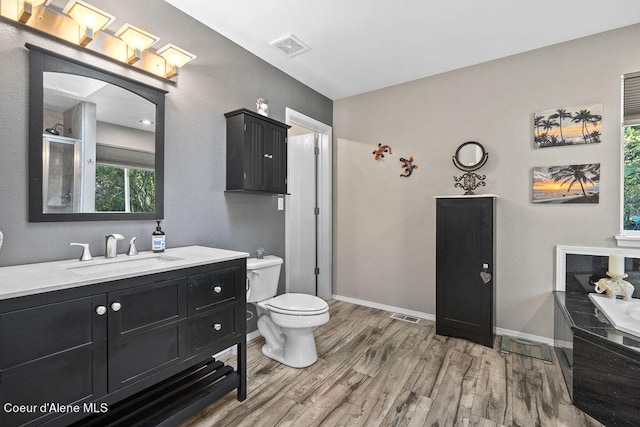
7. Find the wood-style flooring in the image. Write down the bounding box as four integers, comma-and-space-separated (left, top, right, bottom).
182, 300, 602, 427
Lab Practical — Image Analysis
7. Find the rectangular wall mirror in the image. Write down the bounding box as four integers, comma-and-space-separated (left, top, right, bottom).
28, 44, 167, 222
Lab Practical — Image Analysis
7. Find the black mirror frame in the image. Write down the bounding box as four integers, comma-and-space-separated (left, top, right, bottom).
452, 141, 489, 172
27, 44, 167, 222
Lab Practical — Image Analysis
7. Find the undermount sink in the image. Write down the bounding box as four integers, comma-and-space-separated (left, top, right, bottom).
589, 293, 640, 338
64, 253, 183, 276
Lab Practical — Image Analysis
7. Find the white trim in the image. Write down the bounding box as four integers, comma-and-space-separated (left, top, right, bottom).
213, 330, 263, 358
332, 294, 436, 321
333, 294, 554, 345
285, 108, 333, 300
433, 194, 499, 199
495, 327, 554, 346
246, 329, 262, 342
615, 235, 640, 248
555, 245, 640, 291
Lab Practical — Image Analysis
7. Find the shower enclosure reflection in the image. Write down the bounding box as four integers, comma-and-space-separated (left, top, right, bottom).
43, 135, 81, 213
42, 72, 156, 214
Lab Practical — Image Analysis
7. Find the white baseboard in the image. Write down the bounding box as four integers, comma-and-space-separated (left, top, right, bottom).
332, 294, 435, 321
495, 327, 554, 346
247, 329, 262, 341
332, 294, 554, 346
213, 329, 263, 358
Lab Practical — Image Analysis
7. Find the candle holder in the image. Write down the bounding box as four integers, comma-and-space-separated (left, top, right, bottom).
595, 272, 634, 301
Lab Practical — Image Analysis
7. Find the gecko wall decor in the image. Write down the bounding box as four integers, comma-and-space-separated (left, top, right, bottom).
373, 143, 392, 160
400, 156, 418, 177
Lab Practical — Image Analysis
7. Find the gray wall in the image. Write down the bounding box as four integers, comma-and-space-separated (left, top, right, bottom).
0, 0, 332, 332
333, 24, 640, 339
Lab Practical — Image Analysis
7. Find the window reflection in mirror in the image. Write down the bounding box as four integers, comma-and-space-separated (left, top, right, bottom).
42, 72, 156, 214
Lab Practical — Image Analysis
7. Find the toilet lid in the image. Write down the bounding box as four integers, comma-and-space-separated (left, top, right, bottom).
265, 293, 329, 315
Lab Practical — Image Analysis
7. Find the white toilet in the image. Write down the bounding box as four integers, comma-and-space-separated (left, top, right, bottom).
246, 255, 329, 368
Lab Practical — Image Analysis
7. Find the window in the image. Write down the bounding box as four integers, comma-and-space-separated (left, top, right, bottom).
95, 165, 155, 213
622, 72, 640, 234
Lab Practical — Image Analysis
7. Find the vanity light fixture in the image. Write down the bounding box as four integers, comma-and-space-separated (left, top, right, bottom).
115, 23, 159, 65
156, 43, 196, 78
17, 0, 51, 24
63, 0, 114, 47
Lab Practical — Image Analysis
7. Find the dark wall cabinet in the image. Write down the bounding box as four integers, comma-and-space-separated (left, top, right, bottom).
225, 109, 290, 194
436, 196, 496, 347
0, 259, 246, 427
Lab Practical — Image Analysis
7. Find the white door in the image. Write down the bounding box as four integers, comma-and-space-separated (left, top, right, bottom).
287, 132, 317, 295
285, 108, 332, 299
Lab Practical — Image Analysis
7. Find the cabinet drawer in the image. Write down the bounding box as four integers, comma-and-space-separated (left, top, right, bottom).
188, 267, 241, 315
0, 297, 94, 369
0, 345, 95, 427
187, 307, 237, 354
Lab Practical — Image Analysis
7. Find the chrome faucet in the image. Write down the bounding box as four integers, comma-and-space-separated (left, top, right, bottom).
105, 234, 124, 258
127, 237, 138, 256
69, 242, 92, 261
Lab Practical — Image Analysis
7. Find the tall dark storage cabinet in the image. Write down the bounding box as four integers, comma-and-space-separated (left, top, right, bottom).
225, 109, 290, 194
435, 195, 496, 347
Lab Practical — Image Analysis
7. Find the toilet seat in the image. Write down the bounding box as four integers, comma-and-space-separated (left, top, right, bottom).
264, 293, 328, 316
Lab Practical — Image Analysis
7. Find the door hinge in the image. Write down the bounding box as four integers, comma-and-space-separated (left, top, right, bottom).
314, 147, 319, 156
314, 207, 320, 215
243, 172, 247, 180
314, 267, 320, 275
244, 124, 247, 131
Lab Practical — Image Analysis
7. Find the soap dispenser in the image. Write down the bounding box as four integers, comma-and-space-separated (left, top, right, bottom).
152, 221, 166, 253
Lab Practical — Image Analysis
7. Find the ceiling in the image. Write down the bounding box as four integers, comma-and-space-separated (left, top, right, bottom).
44, 73, 155, 132
166, 0, 640, 100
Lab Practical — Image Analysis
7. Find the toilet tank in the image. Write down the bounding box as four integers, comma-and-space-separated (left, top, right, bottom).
246, 255, 283, 303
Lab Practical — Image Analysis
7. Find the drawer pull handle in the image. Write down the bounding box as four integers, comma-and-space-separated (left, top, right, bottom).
96, 306, 107, 316
213, 286, 222, 294
111, 302, 122, 312
213, 323, 222, 331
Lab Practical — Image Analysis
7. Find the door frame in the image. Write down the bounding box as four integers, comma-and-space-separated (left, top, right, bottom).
285, 108, 332, 300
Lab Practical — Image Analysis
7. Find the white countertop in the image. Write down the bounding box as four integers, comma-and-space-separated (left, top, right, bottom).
0, 246, 249, 301
433, 194, 499, 198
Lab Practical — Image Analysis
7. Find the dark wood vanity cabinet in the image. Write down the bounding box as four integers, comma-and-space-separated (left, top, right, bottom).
225, 108, 290, 194
436, 196, 496, 347
0, 259, 246, 427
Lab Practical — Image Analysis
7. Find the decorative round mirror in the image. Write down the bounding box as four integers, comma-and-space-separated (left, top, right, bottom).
452, 141, 489, 195
452, 141, 488, 172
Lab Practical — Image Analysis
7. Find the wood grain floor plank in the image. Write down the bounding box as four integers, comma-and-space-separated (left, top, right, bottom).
423, 348, 475, 425
181, 300, 603, 427
471, 346, 509, 425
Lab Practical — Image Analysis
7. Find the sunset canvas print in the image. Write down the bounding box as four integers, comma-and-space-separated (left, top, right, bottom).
532, 164, 600, 204
533, 103, 602, 148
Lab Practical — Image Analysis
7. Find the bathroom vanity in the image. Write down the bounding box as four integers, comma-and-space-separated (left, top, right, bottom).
555, 248, 640, 426
0, 246, 248, 427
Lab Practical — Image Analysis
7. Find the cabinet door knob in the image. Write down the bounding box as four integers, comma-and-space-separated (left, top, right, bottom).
111, 302, 122, 312
213, 323, 222, 331
95, 305, 107, 316
263, 153, 273, 159
213, 286, 222, 294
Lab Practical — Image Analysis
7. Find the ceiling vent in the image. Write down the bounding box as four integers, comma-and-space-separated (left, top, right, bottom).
269, 34, 310, 57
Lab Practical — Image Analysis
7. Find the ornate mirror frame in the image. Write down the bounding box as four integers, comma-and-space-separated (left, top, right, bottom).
452, 141, 489, 172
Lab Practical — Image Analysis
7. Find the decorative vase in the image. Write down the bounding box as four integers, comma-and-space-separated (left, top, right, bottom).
256, 98, 269, 117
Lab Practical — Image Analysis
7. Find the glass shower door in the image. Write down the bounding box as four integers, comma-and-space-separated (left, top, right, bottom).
42, 135, 82, 213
